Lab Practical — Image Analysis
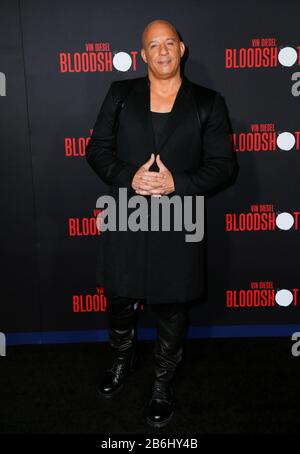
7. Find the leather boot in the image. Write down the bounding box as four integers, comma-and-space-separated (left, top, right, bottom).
97, 295, 140, 398
146, 304, 188, 427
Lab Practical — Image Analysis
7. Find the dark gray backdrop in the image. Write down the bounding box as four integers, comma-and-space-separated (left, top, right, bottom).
1, 0, 299, 343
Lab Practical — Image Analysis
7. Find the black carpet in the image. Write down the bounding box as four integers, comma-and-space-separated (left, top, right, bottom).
0, 337, 300, 434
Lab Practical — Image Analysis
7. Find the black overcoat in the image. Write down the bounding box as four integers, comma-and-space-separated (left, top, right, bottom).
86, 74, 237, 304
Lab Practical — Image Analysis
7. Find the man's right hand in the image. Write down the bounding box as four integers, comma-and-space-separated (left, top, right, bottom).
131, 153, 166, 196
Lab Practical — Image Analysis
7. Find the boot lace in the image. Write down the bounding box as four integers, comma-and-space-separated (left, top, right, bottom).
109, 356, 131, 381
151, 383, 172, 403
110, 360, 125, 380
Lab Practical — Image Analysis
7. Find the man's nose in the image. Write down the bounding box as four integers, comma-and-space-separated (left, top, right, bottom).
158, 44, 168, 54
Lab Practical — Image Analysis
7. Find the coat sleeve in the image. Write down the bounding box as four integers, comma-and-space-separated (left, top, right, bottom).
85, 82, 140, 188
172, 92, 238, 196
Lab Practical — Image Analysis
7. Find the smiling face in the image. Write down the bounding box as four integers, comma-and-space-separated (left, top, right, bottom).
141, 21, 185, 80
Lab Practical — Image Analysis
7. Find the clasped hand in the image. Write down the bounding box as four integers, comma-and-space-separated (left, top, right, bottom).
131, 153, 175, 196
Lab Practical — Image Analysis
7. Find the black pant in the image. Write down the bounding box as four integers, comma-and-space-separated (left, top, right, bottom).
105, 294, 188, 382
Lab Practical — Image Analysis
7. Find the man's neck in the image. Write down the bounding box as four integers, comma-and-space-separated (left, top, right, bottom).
147, 72, 182, 95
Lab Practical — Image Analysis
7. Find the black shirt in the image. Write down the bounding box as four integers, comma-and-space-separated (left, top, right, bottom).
150, 111, 170, 171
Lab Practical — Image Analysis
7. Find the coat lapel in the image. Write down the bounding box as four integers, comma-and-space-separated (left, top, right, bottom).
130, 73, 193, 156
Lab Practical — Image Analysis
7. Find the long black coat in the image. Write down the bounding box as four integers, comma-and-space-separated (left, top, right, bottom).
86, 74, 237, 304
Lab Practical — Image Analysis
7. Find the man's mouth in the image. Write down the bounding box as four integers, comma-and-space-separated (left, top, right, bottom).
158, 59, 171, 65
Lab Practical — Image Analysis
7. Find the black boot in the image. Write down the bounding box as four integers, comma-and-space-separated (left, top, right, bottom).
146, 304, 188, 428
97, 295, 140, 398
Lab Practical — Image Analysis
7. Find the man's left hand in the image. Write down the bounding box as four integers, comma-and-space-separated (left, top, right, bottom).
137, 155, 175, 196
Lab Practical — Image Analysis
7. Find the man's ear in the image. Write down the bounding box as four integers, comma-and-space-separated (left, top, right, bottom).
141, 48, 147, 64
180, 42, 185, 58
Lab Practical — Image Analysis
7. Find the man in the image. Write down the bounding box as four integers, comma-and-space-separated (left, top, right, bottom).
85, 19, 238, 428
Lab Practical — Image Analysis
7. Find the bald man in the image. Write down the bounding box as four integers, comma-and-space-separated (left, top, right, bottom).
86, 19, 237, 428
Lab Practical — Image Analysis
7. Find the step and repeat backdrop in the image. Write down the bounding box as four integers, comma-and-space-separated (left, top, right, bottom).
1, 0, 299, 344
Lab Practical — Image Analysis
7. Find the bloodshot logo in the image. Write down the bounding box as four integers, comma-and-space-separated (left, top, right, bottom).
232, 123, 300, 153
225, 38, 300, 96
59, 42, 138, 73
226, 204, 299, 232
226, 282, 299, 309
